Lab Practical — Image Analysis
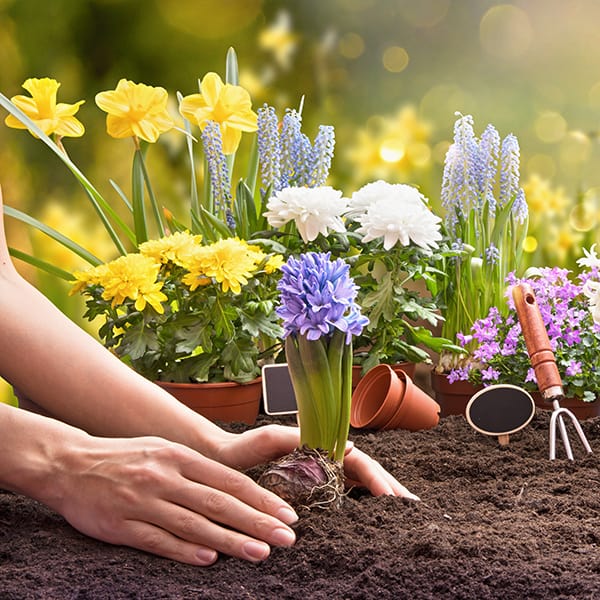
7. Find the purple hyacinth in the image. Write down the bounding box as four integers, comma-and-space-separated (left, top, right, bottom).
276, 252, 368, 343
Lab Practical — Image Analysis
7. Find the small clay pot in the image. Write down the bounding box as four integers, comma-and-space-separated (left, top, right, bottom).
351, 365, 440, 431
350, 364, 405, 429
383, 371, 441, 431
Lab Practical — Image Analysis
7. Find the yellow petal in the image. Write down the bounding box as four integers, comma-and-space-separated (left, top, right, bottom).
199, 72, 225, 106
220, 125, 242, 155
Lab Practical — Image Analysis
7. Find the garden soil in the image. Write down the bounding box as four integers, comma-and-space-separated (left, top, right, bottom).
3, 399, 600, 598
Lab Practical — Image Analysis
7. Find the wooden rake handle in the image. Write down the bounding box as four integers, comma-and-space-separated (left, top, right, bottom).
512, 283, 564, 400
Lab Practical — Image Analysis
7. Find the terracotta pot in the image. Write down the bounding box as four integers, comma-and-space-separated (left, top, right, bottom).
430, 370, 483, 417
352, 362, 416, 390
351, 365, 440, 431
156, 377, 262, 425
532, 393, 600, 420
351, 365, 403, 429
384, 371, 441, 431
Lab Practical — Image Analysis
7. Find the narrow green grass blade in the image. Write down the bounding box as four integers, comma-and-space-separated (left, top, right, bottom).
8, 247, 74, 280
132, 149, 148, 244
4, 205, 102, 266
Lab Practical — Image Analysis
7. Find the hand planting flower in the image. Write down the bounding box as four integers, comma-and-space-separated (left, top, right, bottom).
259, 251, 368, 509
450, 254, 600, 403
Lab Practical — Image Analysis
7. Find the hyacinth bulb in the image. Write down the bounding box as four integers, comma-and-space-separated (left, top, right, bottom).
258, 446, 345, 510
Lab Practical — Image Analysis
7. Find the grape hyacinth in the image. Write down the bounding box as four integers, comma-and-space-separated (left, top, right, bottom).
437, 114, 529, 370
201, 120, 232, 221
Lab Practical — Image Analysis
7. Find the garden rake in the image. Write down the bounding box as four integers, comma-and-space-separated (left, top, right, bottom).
512, 283, 593, 460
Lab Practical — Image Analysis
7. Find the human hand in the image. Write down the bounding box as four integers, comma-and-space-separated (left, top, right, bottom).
49, 434, 298, 565
213, 424, 419, 501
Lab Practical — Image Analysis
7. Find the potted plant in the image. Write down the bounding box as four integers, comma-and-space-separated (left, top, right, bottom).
446, 247, 600, 418
343, 180, 460, 379
0, 50, 337, 421
431, 113, 529, 413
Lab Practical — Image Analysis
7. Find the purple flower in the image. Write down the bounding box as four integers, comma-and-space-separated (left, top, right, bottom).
277, 252, 368, 343
565, 361, 582, 377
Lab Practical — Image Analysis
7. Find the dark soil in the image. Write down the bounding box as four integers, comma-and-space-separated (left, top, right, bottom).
3, 409, 600, 599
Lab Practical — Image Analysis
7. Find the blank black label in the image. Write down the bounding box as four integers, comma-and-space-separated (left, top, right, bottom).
467, 385, 535, 435
262, 364, 298, 415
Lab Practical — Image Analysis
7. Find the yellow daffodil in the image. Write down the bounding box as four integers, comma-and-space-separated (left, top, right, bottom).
5, 77, 85, 138
258, 11, 298, 69
95, 79, 174, 143
179, 72, 257, 154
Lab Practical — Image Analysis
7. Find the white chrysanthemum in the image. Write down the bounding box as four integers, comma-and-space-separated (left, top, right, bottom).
583, 279, 600, 324
264, 186, 348, 243
577, 244, 600, 270
345, 180, 392, 219
352, 183, 441, 250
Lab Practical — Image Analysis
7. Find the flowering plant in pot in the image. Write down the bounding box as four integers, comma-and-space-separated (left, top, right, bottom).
448, 247, 600, 408
344, 180, 461, 374
434, 113, 529, 374
0, 50, 336, 390
259, 251, 368, 510
263, 181, 459, 376
71, 233, 283, 383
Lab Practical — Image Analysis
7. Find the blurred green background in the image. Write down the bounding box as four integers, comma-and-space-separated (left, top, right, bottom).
2, 0, 600, 402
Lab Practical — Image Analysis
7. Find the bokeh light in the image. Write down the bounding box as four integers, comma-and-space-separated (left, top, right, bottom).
479, 4, 533, 60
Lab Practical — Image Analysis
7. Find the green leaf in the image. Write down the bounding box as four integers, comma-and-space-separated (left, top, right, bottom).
132, 149, 148, 244
4, 205, 103, 267
8, 247, 74, 280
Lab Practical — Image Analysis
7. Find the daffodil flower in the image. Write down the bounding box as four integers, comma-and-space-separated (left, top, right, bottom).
5, 77, 85, 138
179, 72, 257, 155
95, 79, 174, 143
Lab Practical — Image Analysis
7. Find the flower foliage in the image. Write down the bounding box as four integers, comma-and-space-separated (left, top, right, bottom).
72, 233, 284, 383
449, 251, 600, 402
436, 113, 529, 369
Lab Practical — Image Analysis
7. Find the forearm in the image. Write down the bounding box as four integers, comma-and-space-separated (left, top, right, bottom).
0, 268, 230, 457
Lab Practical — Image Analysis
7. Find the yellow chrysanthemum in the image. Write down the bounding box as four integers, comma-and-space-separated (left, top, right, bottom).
265, 253, 284, 273
5, 77, 85, 138
95, 79, 174, 143
76, 253, 167, 313
183, 238, 261, 294
139, 231, 203, 266
179, 72, 257, 155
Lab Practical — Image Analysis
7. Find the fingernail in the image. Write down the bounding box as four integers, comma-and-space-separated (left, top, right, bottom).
195, 547, 218, 565
243, 540, 270, 562
276, 506, 298, 524
271, 526, 296, 547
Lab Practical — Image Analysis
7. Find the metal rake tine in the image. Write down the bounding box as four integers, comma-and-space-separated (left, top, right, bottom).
549, 406, 593, 460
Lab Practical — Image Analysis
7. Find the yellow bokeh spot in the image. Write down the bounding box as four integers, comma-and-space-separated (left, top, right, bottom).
379, 139, 405, 163
339, 32, 365, 59
570, 202, 597, 232
559, 130, 592, 166
480, 4, 532, 60
534, 111, 567, 144
382, 46, 409, 73
523, 236, 538, 253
